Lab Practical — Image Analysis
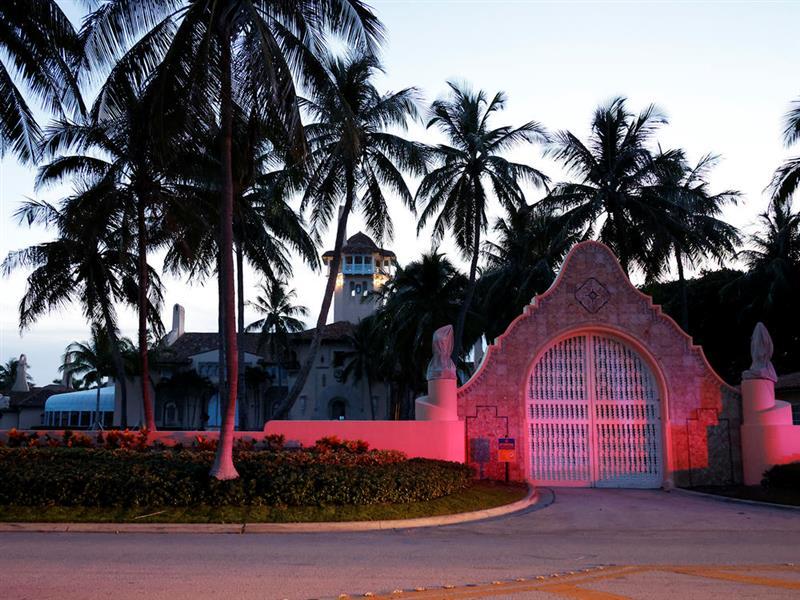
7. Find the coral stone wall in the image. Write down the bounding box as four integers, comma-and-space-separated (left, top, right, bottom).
458, 241, 742, 487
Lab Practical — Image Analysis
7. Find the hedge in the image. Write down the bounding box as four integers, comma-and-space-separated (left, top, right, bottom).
762, 462, 800, 490
0, 447, 472, 508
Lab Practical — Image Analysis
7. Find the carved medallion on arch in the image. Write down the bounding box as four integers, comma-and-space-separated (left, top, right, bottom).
575, 277, 610, 313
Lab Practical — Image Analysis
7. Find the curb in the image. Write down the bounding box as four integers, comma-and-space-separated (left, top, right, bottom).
671, 487, 800, 512
0, 486, 539, 534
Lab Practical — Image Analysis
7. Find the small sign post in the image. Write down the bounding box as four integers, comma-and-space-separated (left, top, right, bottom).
498, 437, 515, 483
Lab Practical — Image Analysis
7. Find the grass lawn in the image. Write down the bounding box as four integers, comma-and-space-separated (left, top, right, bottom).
0, 481, 528, 524
690, 485, 800, 507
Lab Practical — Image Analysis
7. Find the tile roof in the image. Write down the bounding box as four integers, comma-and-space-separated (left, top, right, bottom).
322, 231, 396, 259
161, 322, 355, 363
7, 384, 71, 409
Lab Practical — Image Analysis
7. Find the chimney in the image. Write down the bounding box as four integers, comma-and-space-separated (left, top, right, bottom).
172, 304, 185, 338
164, 304, 186, 346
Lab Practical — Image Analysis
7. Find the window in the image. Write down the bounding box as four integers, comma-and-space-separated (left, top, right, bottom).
333, 351, 347, 368
350, 281, 356, 297
321, 373, 327, 387
362, 281, 369, 296
164, 402, 178, 426
79, 412, 90, 428
792, 402, 800, 426
330, 399, 346, 420
354, 255, 363, 265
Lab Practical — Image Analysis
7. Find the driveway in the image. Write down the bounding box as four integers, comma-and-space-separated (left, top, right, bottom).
2, 488, 799, 599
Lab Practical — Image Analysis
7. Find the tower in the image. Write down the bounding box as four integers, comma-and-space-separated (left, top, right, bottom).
322, 232, 396, 324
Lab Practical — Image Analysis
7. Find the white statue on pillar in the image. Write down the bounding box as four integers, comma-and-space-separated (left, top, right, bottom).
742, 322, 777, 382
426, 325, 457, 381
11, 354, 30, 392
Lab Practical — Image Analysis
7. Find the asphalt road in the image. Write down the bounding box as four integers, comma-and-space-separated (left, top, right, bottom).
2, 488, 800, 599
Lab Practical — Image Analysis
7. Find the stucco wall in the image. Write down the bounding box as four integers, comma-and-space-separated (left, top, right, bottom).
458, 241, 742, 487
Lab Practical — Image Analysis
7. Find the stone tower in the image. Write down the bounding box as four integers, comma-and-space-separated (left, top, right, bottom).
323, 232, 396, 324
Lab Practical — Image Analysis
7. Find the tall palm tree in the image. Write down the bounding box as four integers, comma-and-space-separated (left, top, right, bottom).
373, 251, 471, 413
339, 316, 380, 418
35, 71, 171, 433
164, 101, 318, 417
2, 193, 162, 428
542, 97, 667, 276
739, 198, 800, 312
62, 324, 135, 429
478, 202, 580, 341
246, 280, 308, 394
645, 151, 741, 330
416, 82, 548, 363
82, 0, 382, 479
274, 52, 427, 419
0, 0, 84, 163
770, 98, 800, 203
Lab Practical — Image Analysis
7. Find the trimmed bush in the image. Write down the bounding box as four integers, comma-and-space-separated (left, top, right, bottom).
763, 462, 800, 490
0, 447, 472, 508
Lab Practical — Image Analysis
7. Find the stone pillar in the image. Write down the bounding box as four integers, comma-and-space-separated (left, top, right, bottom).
740, 323, 800, 485
415, 325, 458, 421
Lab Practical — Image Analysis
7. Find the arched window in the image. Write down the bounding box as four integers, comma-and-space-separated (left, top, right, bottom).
330, 398, 347, 420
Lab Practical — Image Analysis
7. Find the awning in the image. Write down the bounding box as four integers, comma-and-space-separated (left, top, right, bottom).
44, 386, 115, 412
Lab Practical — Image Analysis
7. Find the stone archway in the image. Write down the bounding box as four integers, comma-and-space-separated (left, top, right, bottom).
526, 332, 663, 488
458, 241, 742, 487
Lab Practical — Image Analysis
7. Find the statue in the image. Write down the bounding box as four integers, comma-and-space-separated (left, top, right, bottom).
426, 325, 457, 381
742, 322, 778, 382
11, 353, 30, 392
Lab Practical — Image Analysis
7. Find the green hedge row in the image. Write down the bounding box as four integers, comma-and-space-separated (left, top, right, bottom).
0, 448, 472, 508
763, 462, 800, 490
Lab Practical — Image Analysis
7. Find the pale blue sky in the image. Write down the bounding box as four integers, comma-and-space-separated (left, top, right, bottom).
2, 0, 799, 383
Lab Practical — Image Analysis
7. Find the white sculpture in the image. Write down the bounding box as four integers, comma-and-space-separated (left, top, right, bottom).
742, 322, 778, 382
11, 353, 30, 392
426, 325, 457, 381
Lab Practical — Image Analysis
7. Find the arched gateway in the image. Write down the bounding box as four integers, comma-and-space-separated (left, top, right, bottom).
458, 241, 743, 488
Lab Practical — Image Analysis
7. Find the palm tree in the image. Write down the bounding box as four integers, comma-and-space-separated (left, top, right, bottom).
35, 70, 172, 433
645, 151, 741, 330
478, 202, 580, 341
2, 193, 162, 428
164, 101, 318, 418
373, 251, 471, 415
0, 357, 34, 391
274, 52, 427, 420
246, 280, 308, 394
339, 317, 381, 418
542, 96, 667, 276
62, 324, 135, 429
739, 198, 800, 312
415, 82, 548, 364
81, 0, 382, 479
770, 99, 800, 203
0, 0, 84, 163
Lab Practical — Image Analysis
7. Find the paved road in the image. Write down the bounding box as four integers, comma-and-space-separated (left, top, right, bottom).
2, 488, 800, 599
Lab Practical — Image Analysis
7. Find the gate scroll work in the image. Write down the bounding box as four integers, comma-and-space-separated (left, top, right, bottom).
458, 241, 742, 488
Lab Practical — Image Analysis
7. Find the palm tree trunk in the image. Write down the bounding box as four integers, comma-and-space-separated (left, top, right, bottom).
100, 309, 128, 429
136, 196, 156, 432
453, 215, 482, 365
675, 245, 689, 331
367, 377, 375, 420
210, 31, 239, 480
273, 173, 356, 419
94, 384, 101, 430
236, 242, 246, 428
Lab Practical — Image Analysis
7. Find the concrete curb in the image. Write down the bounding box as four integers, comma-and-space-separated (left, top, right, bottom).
0, 486, 539, 534
671, 487, 800, 512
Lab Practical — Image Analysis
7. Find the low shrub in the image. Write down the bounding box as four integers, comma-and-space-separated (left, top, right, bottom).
762, 462, 800, 490
0, 447, 471, 508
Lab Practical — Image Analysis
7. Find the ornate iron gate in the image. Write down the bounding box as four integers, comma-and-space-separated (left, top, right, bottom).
527, 334, 663, 488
